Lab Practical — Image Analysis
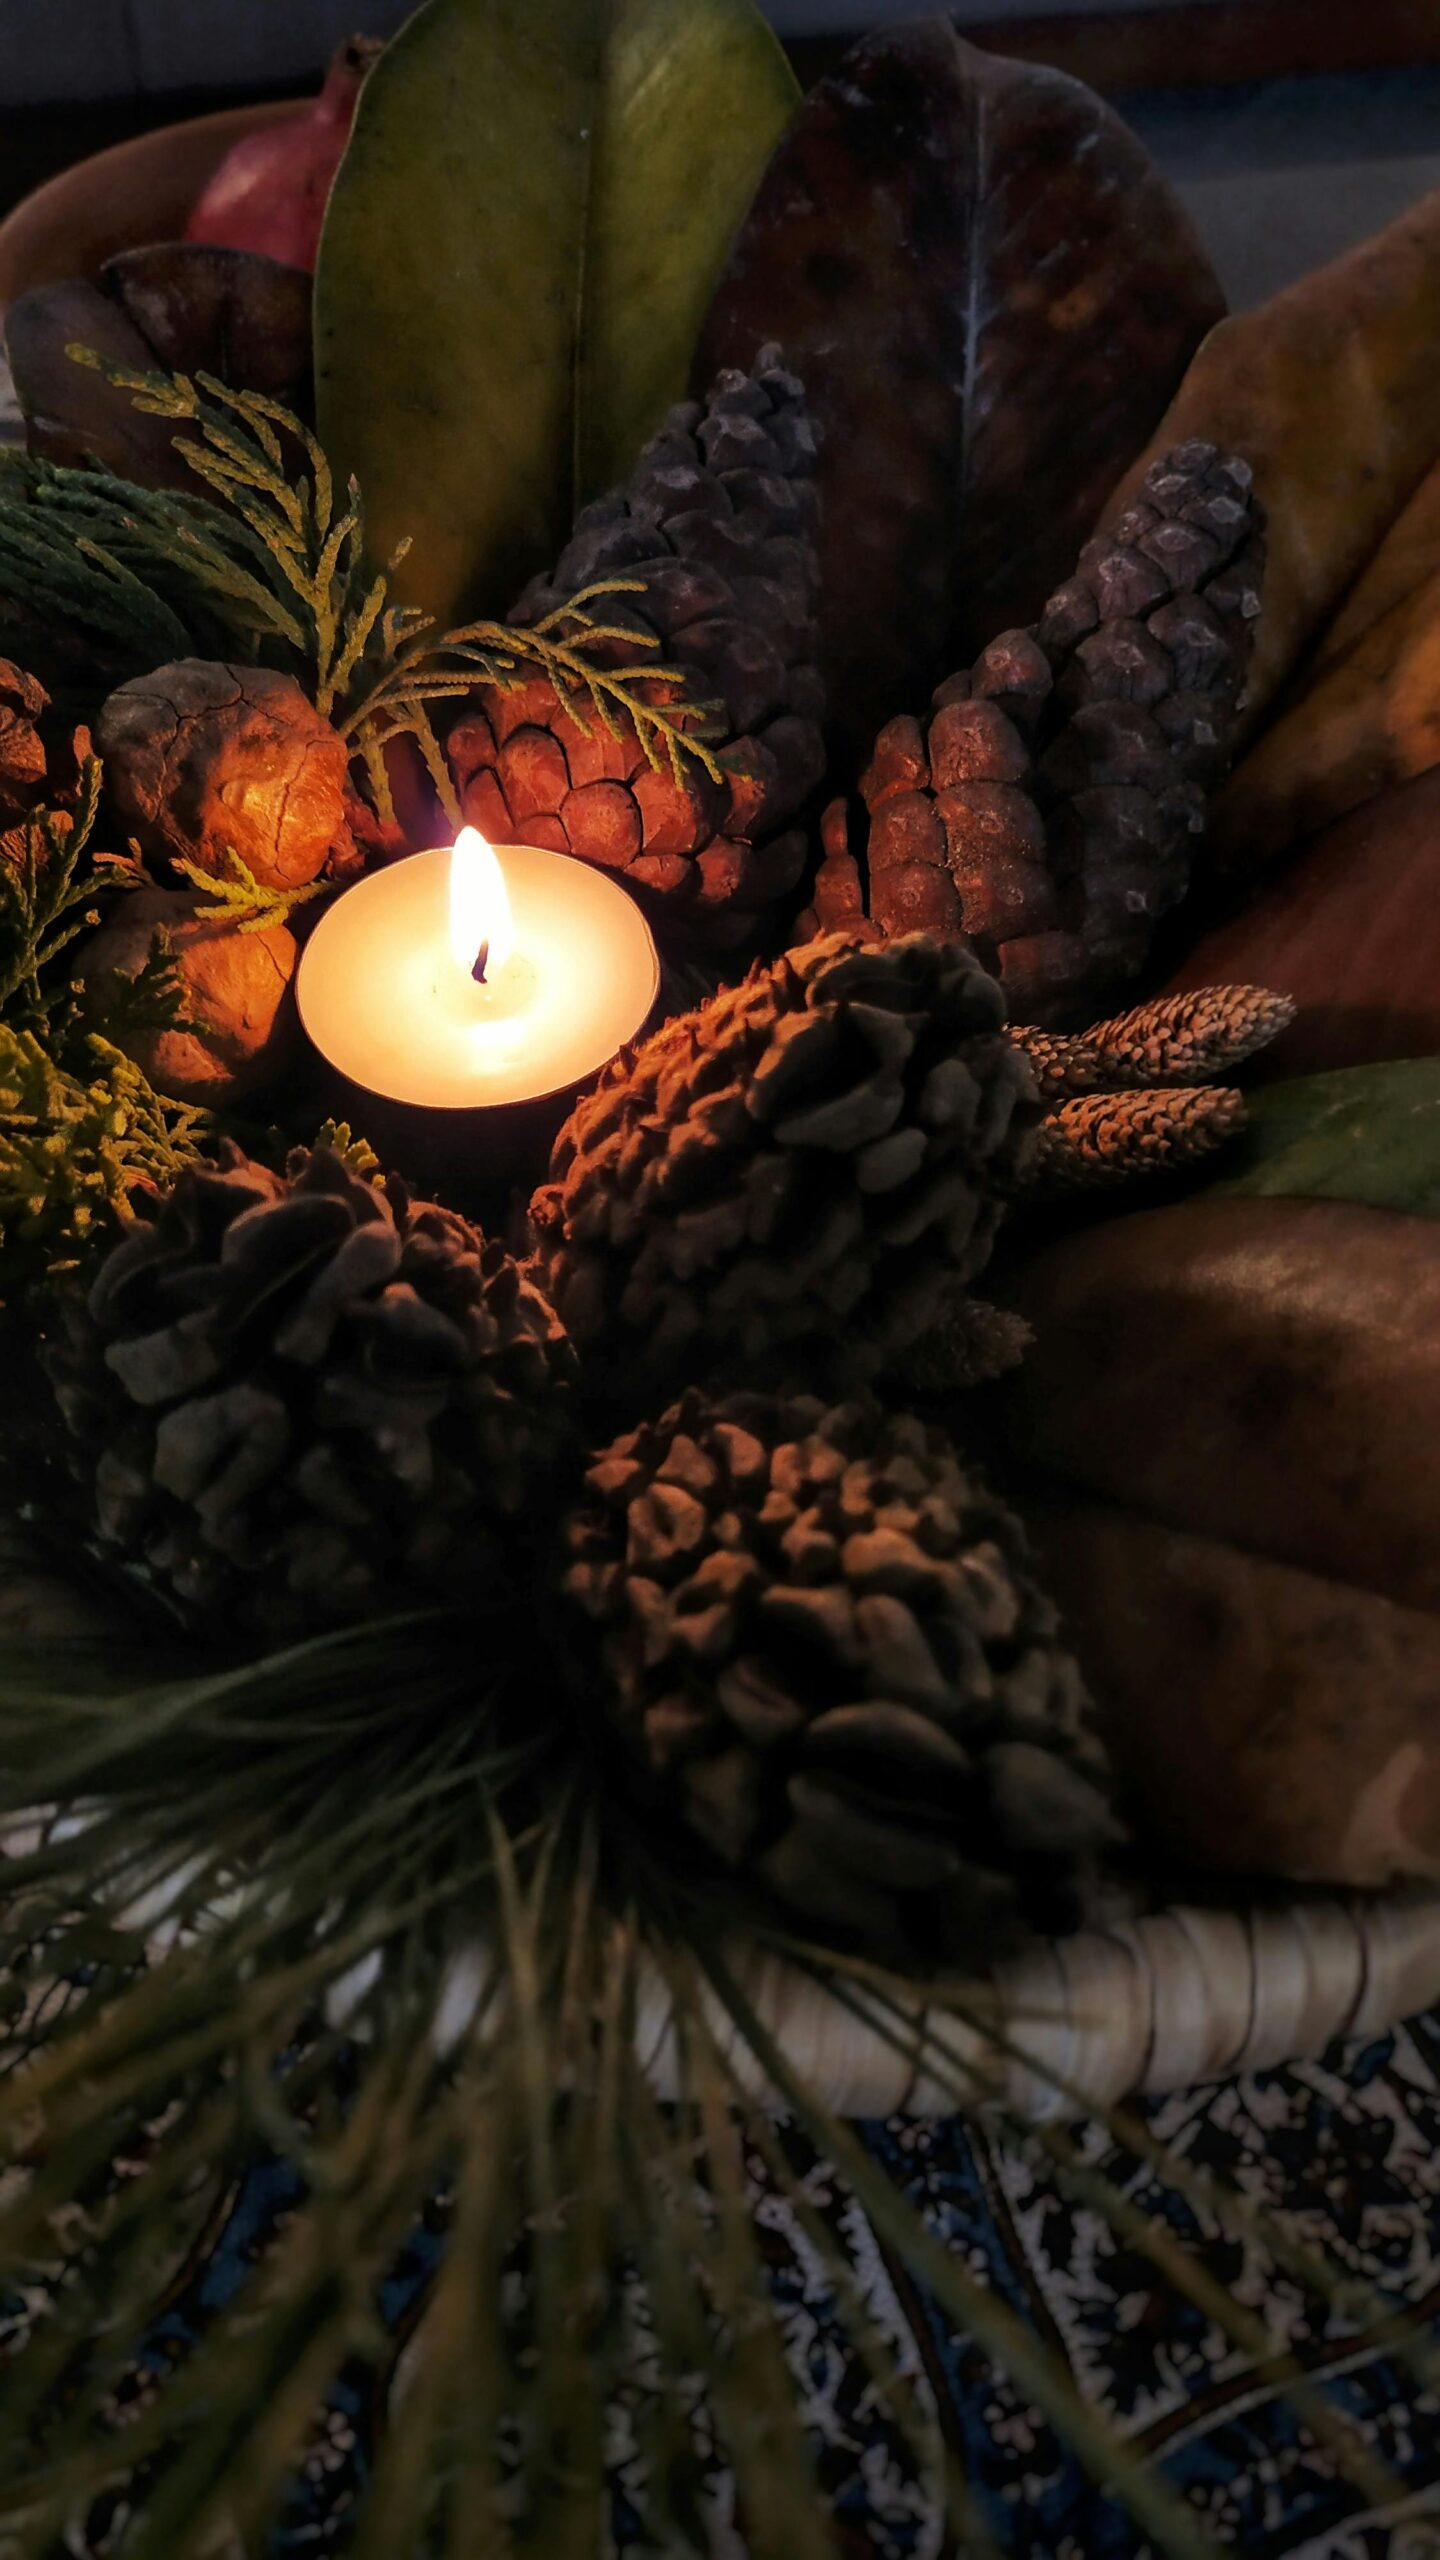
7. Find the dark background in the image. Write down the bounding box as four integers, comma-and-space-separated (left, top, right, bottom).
4, 2, 1440, 310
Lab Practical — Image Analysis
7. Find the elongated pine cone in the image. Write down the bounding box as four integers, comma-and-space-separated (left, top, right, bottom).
449, 346, 825, 952
528, 932, 1037, 1395
1013, 983, 1295, 1100
47, 1142, 577, 1638
805, 442, 1265, 1025
567, 1389, 1119, 1961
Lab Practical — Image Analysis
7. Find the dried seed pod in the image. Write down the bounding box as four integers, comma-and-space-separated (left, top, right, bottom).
95, 660, 352, 892
566, 1385, 1119, 1961
78, 888, 297, 1106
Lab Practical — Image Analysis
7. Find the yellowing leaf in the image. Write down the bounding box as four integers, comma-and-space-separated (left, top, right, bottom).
314, 0, 799, 626
1103, 183, 1440, 748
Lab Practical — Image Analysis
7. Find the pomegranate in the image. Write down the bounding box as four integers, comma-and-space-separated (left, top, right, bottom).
185, 36, 381, 274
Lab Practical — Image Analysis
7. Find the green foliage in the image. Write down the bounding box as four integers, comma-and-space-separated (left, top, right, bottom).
0, 749, 202, 1293
172, 842, 328, 936
0, 364, 727, 833
0, 751, 125, 1035
0, 1607, 1425, 2555
1208, 1057, 1440, 1217
314, 0, 800, 626
312, 1117, 379, 1178
0, 1026, 206, 1283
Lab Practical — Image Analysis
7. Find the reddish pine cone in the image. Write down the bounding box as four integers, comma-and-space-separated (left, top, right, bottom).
805, 441, 1265, 1025
528, 930, 1036, 1396
47, 1142, 578, 1639
566, 1387, 1119, 1962
449, 345, 825, 953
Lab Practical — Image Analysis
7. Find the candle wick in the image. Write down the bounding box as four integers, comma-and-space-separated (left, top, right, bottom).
471, 938, 490, 987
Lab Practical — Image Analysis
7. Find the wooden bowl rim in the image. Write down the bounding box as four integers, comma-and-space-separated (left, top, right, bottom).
0, 96, 309, 319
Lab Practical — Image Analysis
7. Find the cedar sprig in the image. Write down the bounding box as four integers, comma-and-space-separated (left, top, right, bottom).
0, 1024, 207, 1284
339, 574, 729, 829
171, 842, 328, 936
0, 751, 138, 1035
28, 356, 727, 829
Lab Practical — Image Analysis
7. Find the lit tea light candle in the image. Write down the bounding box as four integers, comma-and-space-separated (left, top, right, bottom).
296, 828, 659, 1154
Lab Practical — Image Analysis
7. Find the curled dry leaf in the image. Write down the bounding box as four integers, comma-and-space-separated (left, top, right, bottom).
4, 249, 313, 489
697, 22, 1223, 758
997, 1181, 1440, 1884
1212, 454, 1440, 872
1103, 181, 1440, 768
998, 1191, 1440, 1620
1027, 1496, 1440, 1889
1167, 768, 1440, 1078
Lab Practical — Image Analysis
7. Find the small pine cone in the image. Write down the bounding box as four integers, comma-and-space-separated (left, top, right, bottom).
802, 443, 1265, 1025
47, 1142, 578, 1639
528, 931, 1037, 1396
448, 345, 824, 954
566, 1388, 1119, 1963
1012, 982, 1294, 1099
1019, 1084, 1246, 1197
895, 1295, 1032, 1395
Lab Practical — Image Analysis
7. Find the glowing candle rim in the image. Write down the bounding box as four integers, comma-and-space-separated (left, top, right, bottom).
295, 842, 661, 1114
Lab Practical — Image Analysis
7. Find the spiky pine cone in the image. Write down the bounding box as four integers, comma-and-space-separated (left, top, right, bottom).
805, 441, 1266, 1026
528, 931, 1037, 1397
448, 345, 825, 953
47, 1141, 578, 1639
566, 1388, 1119, 1962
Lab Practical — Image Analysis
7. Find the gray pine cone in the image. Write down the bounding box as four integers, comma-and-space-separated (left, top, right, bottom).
47, 1141, 578, 1638
528, 931, 1037, 1396
448, 345, 825, 953
567, 1387, 1119, 1962
805, 440, 1266, 1025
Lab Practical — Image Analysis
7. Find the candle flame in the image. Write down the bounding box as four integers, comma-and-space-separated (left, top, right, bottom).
449, 826, 514, 983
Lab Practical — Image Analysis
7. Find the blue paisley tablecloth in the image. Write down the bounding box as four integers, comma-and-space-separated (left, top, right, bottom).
110, 2008, 1440, 2556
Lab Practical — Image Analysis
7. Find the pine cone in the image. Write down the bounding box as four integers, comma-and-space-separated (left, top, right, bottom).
528, 931, 1037, 1396
448, 345, 825, 954
47, 1142, 578, 1639
1012, 983, 1295, 1100
805, 442, 1266, 1025
566, 1387, 1119, 1962
0, 659, 88, 859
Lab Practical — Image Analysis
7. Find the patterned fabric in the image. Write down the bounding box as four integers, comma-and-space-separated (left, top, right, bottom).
95, 2010, 1440, 2556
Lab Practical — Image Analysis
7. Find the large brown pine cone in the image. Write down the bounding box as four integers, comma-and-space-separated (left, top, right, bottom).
528, 931, 1037, 1397
566, 1387, 1119, 1961
448, 345, 825, 954
805, 441, 1266, 1026
47, 1142, 578, 1639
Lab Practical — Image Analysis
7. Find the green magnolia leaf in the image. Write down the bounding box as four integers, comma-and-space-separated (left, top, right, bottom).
313, 0, 799, 627
1209, 1057, 1440, 1217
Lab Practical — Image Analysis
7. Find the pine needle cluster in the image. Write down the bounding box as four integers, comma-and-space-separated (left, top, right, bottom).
0, 750, 202, 1291
0, 356, 728, 832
